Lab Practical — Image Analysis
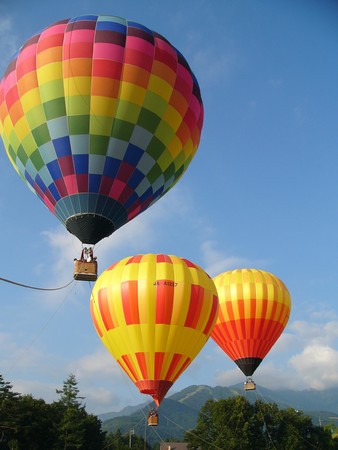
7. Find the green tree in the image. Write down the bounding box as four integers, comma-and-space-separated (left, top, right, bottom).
0, 375, 19, 401
56, 373, 106, 450
0, 374, 20, 448
56, 373, 86, 450
11, 395, 59, 450
185, 396, 338, 450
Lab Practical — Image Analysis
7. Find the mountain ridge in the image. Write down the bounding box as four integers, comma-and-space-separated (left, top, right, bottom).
99, 384, 338, 445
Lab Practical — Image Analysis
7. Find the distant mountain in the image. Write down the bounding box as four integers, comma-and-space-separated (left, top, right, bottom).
101, 397, 199, 446
99, 402, 148, 422
99, 384, 338, 446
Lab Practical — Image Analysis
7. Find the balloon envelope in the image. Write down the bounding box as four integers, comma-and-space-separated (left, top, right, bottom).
90, 254, 219, 406
0, 15, 203, 244
211, 268, 291, 377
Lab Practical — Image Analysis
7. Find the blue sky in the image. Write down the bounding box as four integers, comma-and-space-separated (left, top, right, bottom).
1, 0, 338, 415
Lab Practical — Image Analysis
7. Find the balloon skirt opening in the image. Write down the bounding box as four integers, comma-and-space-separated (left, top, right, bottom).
235, 357, 262, 377
136, 380, 173, 406
66, 214, 115, 245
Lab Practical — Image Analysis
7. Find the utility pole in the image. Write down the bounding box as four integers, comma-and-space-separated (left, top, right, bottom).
128, 428, 134, 448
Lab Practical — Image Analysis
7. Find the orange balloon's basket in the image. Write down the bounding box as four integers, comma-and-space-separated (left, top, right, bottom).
244, 378, 256, 391
148, 411, 159, 426
74, 259, 98, 281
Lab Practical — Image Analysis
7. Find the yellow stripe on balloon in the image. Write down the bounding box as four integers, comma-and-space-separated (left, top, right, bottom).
89, 96, 117, 120
64, 77, 92, 97
148, 74, 173, 102
37, 62, 63, 84
118, 82, 146, 106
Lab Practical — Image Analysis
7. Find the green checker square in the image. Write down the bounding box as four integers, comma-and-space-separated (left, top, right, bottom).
68, 115, 90, 135
111, 119, 134, 141
43, 98, 67, 121
174, 150, 186, 169
162, 162, 175, 182
30, 149, 45, 171
154, 120, 175, 147
174, 164, 184, 180
146, 136, 166, 160
156, 149, 174, 172
7, 144, 16, 164
146, 162, 162, 184
115, 100, 141, 123
8, 130, 20, 153
32, 123, 51, 146
90, 134, 110, 155
137, 108, 161, 134
183, 154, 193, 170
98, 15, 126, 25
66, 96, 91, 116
143, 91, 168, 117
25, 105, 46, 129
39, 80, 64, 103
17, 145, 29, 165
89, 115, 114, 136
21, 133, 39, 157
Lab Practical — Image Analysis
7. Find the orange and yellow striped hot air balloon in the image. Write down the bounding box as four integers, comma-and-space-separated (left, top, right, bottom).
90, 254, 219, 407
211, 268, 291, 384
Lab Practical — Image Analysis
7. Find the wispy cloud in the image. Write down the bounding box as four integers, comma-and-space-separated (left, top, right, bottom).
290, 320, 338, 346
201, 239, 263, 277
190, 46, 237, 85
0, 16, 19, 74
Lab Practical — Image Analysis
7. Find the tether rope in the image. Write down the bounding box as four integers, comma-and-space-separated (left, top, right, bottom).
0, 276, 75, 291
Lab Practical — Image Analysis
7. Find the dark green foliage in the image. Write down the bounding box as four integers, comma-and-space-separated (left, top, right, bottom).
0, 373, 107, 450
185, 396, 338, 450
55, 373, 87, 449
54, 373, 106, 450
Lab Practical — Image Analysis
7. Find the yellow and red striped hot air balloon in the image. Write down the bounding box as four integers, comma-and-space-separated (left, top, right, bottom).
211, 268, 291, 386
90, 254, 219, 407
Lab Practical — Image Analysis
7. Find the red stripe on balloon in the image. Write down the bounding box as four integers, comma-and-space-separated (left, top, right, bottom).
156, 282, 174, 324
121, 280, 140, 325
98, 288, 115, 330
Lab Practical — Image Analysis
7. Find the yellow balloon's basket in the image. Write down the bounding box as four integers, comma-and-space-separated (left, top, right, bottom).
73, 259, 98, 281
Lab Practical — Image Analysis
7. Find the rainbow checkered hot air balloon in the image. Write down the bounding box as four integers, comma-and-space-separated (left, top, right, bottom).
90, 254, 219, 407
211, 268, 291, 386
0, 15, 203, 245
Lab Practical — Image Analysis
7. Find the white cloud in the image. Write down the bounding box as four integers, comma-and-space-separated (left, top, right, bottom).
13, 379, 59, 403
268, 332, 297, 355
0, 330, 44, 374
200, 240, 258, 277
0, 16, 19, 73
310, 308, 338, 321
71, 348, 121, 379
289, 320, 338, 346
289, 345, 338, 389
191, 47, 236, 84
214, 366, 244, 386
